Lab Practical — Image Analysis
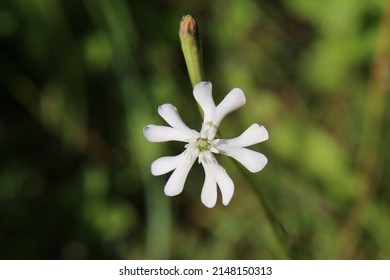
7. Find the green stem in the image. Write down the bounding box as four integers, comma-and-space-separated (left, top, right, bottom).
232, 159, 290, 259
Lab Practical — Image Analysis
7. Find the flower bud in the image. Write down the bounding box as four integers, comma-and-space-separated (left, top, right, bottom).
179, 15, 204, 87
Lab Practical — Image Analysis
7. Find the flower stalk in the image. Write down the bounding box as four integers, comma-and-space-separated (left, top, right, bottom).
179, 15, 205, 87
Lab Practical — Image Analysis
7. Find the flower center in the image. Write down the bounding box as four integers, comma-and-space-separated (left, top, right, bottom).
196, 138, 211, 151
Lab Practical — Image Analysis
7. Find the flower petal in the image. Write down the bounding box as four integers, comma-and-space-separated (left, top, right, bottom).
213, 87, 246, 127
163, 152, 197, 196
200, 164, 218, 208
203, 157, 234, 206
158, 104, 195, 135
151, 152, 186, 176
215, 124, 269, 148
193, 81, 216, 122
221, 147, 268, 173
143, 125, 191, 142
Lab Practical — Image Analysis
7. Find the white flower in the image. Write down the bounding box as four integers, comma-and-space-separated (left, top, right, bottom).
143, 81, 269, 208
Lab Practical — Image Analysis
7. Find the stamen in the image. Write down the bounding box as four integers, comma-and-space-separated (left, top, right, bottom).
196, 137, 212, 151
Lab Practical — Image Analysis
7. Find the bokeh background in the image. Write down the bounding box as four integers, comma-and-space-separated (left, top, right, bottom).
1, 0, 389, 259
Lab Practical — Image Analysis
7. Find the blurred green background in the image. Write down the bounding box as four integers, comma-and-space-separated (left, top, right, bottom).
1, 0, 389, 259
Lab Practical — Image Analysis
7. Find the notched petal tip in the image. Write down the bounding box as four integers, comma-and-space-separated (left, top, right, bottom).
250, 153, 268, 173
151, 156, 177, 176
143, 125, 152, 139
143, 125, 157, 142
221, 180, 234, 206
228, 88, 246, 106
194, 81, 213, 102
158, 103, 177, 114
203, 201, 216, 208
194, 81, 212, 93
245, 124, 269, 144
258, 125, 269, 141
164, 187, 182, 197
201, 191, 217, 208
222, 197, 233, 206
164, 178, 185, 196
193, 81, 213, 99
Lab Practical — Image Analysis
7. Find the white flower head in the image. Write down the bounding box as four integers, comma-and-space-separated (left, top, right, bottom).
143, 81, 269, 208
